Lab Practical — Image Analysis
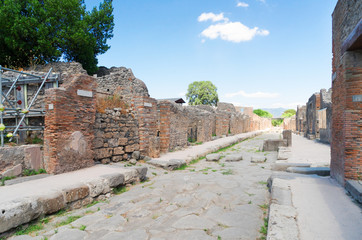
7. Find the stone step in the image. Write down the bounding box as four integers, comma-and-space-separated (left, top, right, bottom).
272, 162, 312, 171
286, 167, 330, 176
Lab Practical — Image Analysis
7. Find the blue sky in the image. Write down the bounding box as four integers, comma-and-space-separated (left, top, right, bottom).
85, 0, 338, 109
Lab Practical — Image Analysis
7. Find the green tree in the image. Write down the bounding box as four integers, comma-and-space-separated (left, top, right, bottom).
281, 109, 296, 118
0, 0, 114, 74
253, 109, 273, 118
186, 81, 219, 106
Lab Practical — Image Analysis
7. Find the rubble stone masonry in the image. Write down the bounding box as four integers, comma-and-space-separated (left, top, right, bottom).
331, 0, 362, 184
93, 109, 139, 163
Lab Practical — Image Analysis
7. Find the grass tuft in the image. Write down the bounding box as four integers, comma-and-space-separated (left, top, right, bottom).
112, 185, 128, 195
55, 216, 81, 227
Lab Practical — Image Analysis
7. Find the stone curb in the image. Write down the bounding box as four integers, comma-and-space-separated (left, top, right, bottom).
267, 175, 300, 240
0, 166, 147, 233
148, 130, 265, 170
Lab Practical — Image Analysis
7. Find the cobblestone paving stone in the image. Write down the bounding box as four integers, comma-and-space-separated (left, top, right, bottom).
9, 133, 280, 240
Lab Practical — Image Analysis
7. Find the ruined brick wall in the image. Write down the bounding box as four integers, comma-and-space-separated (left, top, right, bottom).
331, 0, 362, 184
306, 93, 321, 139
44, 74, 97, 174
158, 100, 188, 153
215, 112, 230, 136
230, 113, 244, 134
134, 96, 159, 158
93, 109, 139, 164
296, 105, 306, 134
250, 114, 272, 131
282, 116, 296, 131
319, 89, 332, 143
235, 106, 254, 116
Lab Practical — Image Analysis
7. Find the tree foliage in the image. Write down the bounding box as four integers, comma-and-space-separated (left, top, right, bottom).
186, 81, 219, 106
253, 109, 273, 118
281, 109, 296, 118
272, 119, 284, 127
0, 0, 114, 74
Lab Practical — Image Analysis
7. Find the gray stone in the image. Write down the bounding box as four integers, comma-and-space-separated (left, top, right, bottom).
250, 156, 266, 163
39, 192, 66, 214
277, 147, 292, 160
171, 230, 214, 240
144, 156, 152, 162
85, 179, 111, 197
172, 214, 215, 229
205, 153, 221, 161
282, 130, 292, 146
86, 215, 126, 232
263, 139, 288, 151
134, 166, 148, 181
224, 153, 243, 162
272, 162, 311, 171
132, 151, 141, 160
2, 164, 23, 178
148, 159, 186, 170
286, 167, 330, 176
345, 180, 362, 204
100, 229, 147, 240
130, 159, 137, 165
0, 198, 42, 233
270, 179, 292, 206
101, 173, 124, 187
63, 184, 89, 203
24, 145, 42, 171
267, 204, 299, 240
50, 228, 88, 240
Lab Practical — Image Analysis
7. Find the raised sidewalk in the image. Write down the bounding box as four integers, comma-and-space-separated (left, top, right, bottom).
0, 165, 147, 233
268, 134, 362, 240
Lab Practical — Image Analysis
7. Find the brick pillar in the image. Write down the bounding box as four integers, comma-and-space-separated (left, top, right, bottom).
331, 1, 362, 184
44, 74, 97, 174
158, 101, 171, 153
134, 96, 159, 158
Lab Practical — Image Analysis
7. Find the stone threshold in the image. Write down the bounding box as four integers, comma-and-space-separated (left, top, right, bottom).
0, 165, 147, 234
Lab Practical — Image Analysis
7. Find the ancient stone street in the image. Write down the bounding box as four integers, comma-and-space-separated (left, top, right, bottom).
8, 133, 279, 240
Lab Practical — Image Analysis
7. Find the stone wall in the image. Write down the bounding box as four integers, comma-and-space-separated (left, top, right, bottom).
305, 93, 321, 139
93, 109, 139, 164
96, 67, 149, 104
43, 74, 97, 174
296, 105, 306, 134
0, 145, 42, 178
154, 101, 271, 153
319, 89, 332, 143
282, 116, 296, 131
331, 0, 362, 184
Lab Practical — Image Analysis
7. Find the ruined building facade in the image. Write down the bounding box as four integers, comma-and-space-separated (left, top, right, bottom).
331, 0, 362, 184
295, 88, 332, 144
0, 63, 271, 176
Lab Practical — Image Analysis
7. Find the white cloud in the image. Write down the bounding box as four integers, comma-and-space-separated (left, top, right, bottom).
198, 12, 228, 22
237, 2, 249, 8
225, 90, 279, 98
201, 21, 269, 42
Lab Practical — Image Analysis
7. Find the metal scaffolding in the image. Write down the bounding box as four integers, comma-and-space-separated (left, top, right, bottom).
0, 66, 59, 147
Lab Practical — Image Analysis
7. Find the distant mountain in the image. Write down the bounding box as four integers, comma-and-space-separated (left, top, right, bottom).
260, 108, 288, 118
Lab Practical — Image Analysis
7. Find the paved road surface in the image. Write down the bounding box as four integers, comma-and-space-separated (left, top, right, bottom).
8, 133, 278, 240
